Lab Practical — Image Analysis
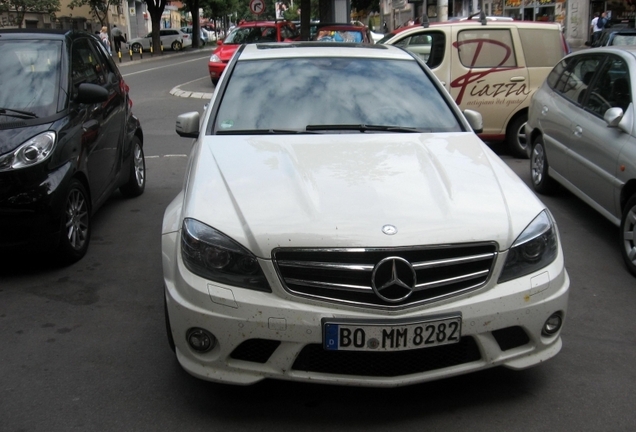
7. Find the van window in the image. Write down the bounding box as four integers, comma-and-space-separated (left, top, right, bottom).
457, 29, 516, 68
518, 29, 565, 67
392, 31, 445, 68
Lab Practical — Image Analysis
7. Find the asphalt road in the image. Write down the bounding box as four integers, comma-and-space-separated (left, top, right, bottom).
1, 49, 635, 432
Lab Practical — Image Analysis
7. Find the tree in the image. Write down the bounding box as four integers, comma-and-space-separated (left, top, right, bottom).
182, 0, 201, 47
0, 0, 60, 28
67, 0, 117, 27
145, 0, 166, 53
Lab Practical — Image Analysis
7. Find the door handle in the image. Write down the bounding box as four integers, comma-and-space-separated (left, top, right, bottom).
510, 76, 526, 82
573, 125, 583, 137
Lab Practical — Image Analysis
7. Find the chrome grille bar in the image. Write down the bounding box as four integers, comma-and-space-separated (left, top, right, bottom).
278, 261, 374, 271
412, 252, 495, 270
415, 269, 490, 291
285, 278, 373, 293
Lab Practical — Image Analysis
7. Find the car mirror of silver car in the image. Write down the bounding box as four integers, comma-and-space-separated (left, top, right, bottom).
604, 107, 624, 128
176, 112, 200, 138
463, 109, 483, 133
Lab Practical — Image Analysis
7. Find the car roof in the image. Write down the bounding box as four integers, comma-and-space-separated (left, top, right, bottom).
390, 20, 562, 36
571, 45, 636, 58
237, 20, 291, 27
0, 28, 72, 40
237, 42, 413, 61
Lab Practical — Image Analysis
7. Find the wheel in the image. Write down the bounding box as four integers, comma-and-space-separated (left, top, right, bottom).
131, 43, 142, 53
57, 179, 91, 265
211, 77, 219, 86
172, 41, 182, 51
506, 113, 529, 159
530, 135, 557, 195
165, 294, 176, 353
119, 137, 146, 198
620, 195, 636, 276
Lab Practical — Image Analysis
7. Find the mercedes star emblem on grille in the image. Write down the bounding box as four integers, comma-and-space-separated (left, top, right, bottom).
382, 224, 397, 235
371, 256, 417, 303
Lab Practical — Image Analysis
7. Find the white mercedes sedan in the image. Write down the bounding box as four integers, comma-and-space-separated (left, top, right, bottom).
162, 43, 569, 387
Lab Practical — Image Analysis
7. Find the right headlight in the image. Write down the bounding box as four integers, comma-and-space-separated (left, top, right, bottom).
210, 54, 221, 63
180, 218, 271, 292
0, 131, 56, 172
498, 210, 559, 283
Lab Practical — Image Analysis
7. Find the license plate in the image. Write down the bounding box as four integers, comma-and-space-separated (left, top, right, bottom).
323, 315, 462, 352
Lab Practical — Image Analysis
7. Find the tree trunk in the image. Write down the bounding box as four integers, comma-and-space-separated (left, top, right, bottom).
146, 0, 167, 54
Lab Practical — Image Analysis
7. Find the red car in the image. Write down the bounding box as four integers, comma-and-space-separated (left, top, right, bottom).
208, 21, 300, 85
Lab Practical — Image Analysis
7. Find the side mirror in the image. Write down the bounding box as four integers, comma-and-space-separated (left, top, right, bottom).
463, 109, 483, 133
176, 112, 200, 138
75, 83, 108, 104
216, 40, 223, 46
604, 107, 624, 127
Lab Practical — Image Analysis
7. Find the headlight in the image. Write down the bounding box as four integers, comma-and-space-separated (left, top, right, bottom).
0, 131, 56, 172
181, 218, 271, 292
210, 54, 221, 63
498, 210, 559, 283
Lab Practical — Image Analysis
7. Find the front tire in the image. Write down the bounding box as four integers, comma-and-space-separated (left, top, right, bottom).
506, 114, 529, 159
119, 137, 146, 198
620, 195, 636, 276
165, 294, 176, 353
131, 43, 142, 53
57, 179, 91, 265
172, 41, 182, 51
530, 136, 557, 195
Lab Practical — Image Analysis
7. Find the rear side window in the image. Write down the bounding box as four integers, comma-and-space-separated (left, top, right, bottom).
519, 29, 565, 67
456, 29, 516, 68
553, 55, 604, 105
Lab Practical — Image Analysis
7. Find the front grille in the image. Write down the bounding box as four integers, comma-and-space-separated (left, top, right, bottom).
292, 337, 481, 377
273, 243, 497, 308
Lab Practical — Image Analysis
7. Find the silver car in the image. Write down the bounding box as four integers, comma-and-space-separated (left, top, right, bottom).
526, 46, 636, 276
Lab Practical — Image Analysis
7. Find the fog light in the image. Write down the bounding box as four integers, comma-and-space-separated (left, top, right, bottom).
186, 328, 216, 353
542, 313, 563, 336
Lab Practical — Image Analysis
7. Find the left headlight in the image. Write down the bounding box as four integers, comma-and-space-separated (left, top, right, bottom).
180, 218, 271, 292
210, 54, 221, 63
498, 210, 559, 283
0, 131, 56, 172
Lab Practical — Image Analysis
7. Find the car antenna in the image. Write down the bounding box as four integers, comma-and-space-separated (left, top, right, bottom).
421, 13, 429, 28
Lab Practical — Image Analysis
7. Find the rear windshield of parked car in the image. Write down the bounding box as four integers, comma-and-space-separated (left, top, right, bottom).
213, 57, 463, 133
224, 26, 278, 44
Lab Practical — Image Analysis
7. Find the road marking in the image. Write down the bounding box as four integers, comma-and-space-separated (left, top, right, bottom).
146, 154, 189, 159
121, 56, 210, 77
170, 76, 214, 99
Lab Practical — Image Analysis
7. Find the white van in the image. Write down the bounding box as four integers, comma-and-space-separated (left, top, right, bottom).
379, 19, 569, 158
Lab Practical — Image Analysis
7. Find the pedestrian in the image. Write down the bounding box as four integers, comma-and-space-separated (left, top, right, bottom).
99, 26, 112, 55
590, 12, 606, 45
111, 25, 126, 53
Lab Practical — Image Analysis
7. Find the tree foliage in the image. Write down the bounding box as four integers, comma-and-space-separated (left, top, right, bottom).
67, 0, 118, 26
0, 0, 60, 28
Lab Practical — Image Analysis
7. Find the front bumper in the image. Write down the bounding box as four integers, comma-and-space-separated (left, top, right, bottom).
162, 230, 569, 387
0, 161, 73, 251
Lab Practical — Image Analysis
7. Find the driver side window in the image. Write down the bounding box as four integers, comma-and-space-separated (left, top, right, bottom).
584, 56, 631, 116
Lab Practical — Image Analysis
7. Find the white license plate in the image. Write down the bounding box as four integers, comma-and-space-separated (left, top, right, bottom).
323, 316, 462, 352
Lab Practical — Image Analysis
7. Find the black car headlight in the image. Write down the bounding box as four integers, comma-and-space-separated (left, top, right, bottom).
0, 131, 56, 172
499, 210, 559, 283
180, 218, 271, 292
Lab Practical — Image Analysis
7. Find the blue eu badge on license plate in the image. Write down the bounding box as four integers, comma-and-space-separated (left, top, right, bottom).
324, 324, 339, 351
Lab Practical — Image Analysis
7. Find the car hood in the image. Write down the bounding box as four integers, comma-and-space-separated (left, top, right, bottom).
212, 44, 240, 62
177, 133, 545, 258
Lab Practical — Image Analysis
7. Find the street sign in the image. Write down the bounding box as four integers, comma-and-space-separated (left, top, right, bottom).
249, 0, 265, 15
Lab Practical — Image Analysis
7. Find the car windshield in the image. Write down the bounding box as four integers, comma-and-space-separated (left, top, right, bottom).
214, 56, 462, 133
612, 34, 636, 45
0, 39, 62, 119
224, 26, 278, 44
315, 29, 364, 42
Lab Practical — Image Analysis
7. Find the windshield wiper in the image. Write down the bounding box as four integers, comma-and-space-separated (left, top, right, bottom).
0, 107, 38, 119
305, 124, 427, 133
216, 128, 317, 135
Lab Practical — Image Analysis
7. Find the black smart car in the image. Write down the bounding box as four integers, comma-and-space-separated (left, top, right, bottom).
0, 29, 145, 264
